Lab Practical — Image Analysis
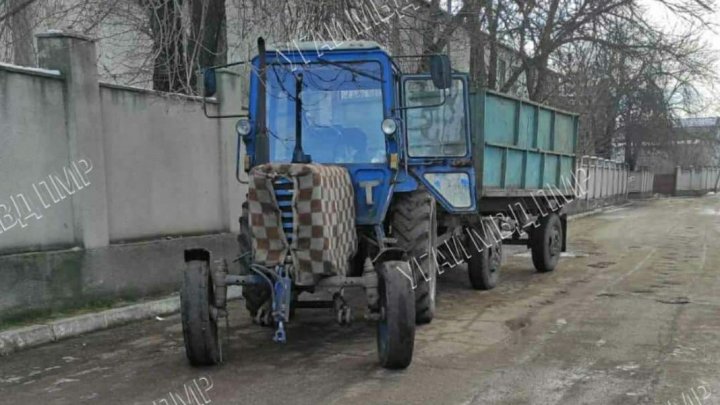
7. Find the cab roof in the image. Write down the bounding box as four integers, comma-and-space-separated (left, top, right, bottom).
267, 40, 387, 54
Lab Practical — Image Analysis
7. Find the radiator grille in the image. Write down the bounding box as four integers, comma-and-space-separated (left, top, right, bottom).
273, 177, 293, 242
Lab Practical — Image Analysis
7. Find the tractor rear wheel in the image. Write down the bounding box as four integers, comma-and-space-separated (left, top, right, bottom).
376, 261, 416, 369
390, 191, 437, 325
181, 260, 221, 366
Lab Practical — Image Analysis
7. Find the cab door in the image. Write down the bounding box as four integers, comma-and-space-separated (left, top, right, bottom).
401, 73, 477, 213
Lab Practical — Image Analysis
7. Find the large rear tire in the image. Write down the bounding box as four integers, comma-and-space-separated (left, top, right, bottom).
390, 191, 437, 325
531, 213, 563, 273
181, 260, 221, 366
376, 261, 416, 370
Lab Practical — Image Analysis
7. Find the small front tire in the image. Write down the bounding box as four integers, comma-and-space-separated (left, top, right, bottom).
376, 261, 416, 370
181, 260, 221, 366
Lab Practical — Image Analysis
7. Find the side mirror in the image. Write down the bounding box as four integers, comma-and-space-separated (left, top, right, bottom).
203, 69, 217, 97
430, 55, 452, 90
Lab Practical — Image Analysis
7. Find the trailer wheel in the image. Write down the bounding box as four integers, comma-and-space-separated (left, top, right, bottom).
181, 260, 221, 366
238, 203, 270, 317
531, 213, 563, 273
376, 261, 416, 370
391, 191, 437, 324
467, 237, 502, 290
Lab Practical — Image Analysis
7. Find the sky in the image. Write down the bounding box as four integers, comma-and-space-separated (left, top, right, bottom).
642, 0, 720, 116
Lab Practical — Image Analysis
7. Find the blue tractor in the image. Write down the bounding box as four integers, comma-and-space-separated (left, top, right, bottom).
180, 37, 577, 370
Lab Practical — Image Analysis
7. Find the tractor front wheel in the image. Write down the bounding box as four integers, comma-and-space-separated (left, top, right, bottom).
376, 261, 416, 370
181, 260, 221, 366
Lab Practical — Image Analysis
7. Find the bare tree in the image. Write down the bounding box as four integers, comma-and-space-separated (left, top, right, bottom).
1, 0, 122, 66
400, 0, 717, 162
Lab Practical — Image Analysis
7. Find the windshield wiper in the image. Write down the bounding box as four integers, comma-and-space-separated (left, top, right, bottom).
316, 58, 383, 82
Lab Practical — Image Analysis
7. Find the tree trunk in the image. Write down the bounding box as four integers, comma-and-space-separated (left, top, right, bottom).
485, 0, 498, 90
530, 56, 550, 101
188, 0, 227, 90
189, 0, 226, 68
467, 0, 486, 91
8, 0, 34, 66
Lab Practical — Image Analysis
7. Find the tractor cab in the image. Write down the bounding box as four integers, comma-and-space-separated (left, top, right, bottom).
233, 39, 476, 224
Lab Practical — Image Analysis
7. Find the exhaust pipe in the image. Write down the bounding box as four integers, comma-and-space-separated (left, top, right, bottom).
256, 37, 269, 164
292, 73, 311, 164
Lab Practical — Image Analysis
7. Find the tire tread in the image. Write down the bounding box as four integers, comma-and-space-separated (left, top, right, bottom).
390, 191, 436, 324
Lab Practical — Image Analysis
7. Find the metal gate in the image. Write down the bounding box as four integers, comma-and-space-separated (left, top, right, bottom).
653, 173, 676, 195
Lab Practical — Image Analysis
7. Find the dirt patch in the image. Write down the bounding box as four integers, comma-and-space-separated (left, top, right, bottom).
505, 316, 532, 331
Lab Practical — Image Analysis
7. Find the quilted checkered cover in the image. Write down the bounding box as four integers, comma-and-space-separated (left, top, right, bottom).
247, 163, 357, 285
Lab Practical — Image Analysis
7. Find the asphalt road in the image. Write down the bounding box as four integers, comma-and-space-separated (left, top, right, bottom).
1, 196, 719, 405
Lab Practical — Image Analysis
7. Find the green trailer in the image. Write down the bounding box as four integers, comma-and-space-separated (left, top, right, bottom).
460, 88, 579, 281
471, 89, 579, 202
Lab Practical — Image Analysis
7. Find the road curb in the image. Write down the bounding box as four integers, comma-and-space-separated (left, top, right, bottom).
0, 288, 241, 356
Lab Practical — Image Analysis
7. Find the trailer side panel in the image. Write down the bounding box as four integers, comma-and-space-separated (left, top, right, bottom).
470, 90, 578, 200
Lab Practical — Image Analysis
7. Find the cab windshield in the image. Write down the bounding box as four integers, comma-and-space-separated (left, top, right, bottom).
265, 60, 386, 164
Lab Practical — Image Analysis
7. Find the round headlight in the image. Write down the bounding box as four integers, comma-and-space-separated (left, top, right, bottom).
236, 118, 251, 136
381, 118, 397, 135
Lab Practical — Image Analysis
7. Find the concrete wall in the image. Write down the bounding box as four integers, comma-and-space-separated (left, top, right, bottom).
628, 170, 655, 198
100, 84, 226, 242
0, 64, 77, 253
0, 32, 245, 323
675, 167, 720, 196
570, 156, 629, 213
1, 32, 245, 253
